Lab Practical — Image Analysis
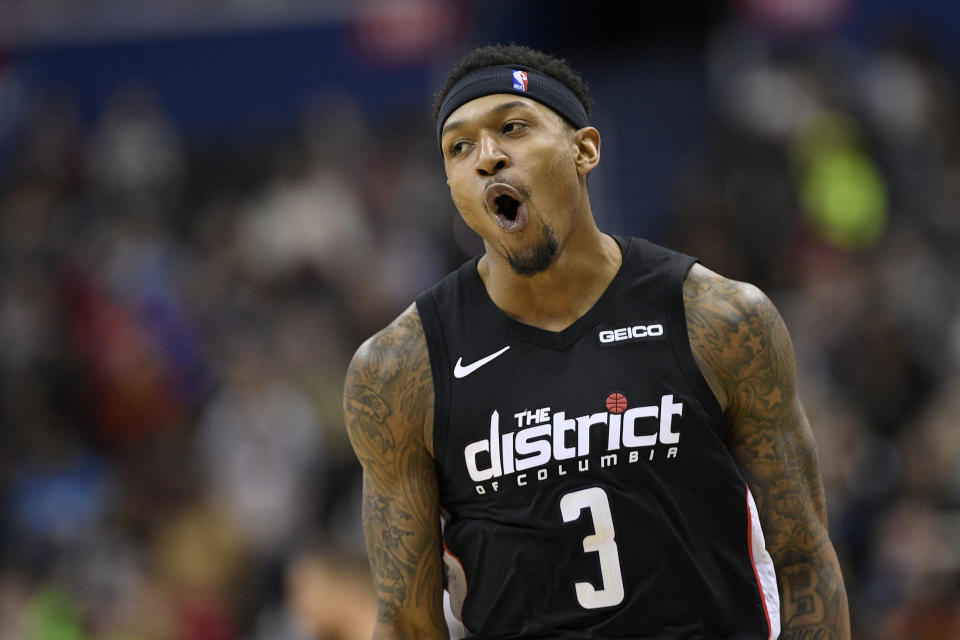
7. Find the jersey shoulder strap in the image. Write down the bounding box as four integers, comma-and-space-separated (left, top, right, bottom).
415, 258, 476, 469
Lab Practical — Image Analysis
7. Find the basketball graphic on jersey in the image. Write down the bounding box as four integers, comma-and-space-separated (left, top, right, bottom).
605, 392, 627, 414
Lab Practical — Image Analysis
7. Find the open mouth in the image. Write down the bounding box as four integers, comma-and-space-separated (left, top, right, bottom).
484, 183, 528, 232
495, 194, 520, 220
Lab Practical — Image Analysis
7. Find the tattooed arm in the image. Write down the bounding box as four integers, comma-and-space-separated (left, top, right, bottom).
343, 304, 448, 639
683, 264, 850, 640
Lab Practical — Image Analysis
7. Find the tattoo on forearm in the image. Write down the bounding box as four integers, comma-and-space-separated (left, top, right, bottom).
344, 309, 446, 633
363, 489, 419, 620
782, 565, 823, 626
684, 270, 850, 639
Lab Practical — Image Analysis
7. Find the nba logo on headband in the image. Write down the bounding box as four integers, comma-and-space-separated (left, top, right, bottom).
436, 66, 589, 146
512, 70, 528, 91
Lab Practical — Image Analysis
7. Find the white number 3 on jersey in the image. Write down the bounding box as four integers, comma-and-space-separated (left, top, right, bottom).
560, 487, 626, 609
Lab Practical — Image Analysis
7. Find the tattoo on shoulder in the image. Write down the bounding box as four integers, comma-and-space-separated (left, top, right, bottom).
683, 270, 793, 409
344, 308, 433, 465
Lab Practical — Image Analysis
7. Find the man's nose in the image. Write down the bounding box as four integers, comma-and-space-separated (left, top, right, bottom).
475, 134, 508, 177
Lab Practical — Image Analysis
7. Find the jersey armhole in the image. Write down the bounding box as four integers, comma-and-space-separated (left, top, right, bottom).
415, 293, 452, 473
664, 258, 729, 441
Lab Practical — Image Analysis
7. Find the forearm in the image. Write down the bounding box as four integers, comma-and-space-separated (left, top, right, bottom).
362, 474, 447, 639
372, 615, 448, 640
776, 543, 850, 640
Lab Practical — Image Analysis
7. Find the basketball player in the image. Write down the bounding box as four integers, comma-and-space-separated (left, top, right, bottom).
343, 44, 850, 639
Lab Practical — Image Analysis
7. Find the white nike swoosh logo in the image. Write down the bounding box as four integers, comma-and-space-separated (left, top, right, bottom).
453, 346, 511, 379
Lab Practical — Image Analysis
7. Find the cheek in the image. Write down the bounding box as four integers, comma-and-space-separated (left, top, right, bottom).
448, 180, 484, 226
536, 150, 580, 199
450, 189, 471, 216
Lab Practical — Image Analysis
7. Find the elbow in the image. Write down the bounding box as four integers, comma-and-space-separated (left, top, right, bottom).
372, 612, 448, 640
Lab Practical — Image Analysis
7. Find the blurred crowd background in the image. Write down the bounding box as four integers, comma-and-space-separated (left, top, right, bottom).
1, 1, 959, 638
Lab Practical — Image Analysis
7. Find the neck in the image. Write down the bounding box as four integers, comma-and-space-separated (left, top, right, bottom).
477, 218, 622, 332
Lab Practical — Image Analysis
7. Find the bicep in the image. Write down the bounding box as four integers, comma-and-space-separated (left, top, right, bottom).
684, 268, 828, 533
728, 391, 829, 555
720, 291, 828, 534
343, 310, 447, 638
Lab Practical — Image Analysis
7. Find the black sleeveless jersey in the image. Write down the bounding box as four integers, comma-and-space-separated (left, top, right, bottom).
415, 237, 780, 640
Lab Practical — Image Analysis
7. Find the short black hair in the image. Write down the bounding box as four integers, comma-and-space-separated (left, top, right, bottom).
432, 43, 593, 124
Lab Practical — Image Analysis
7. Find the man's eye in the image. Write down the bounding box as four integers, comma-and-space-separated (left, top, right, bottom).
450, 141, 469, 156
503, 121, 525, 134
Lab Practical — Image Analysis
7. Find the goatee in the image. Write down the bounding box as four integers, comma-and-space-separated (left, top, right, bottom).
503, 223, 559, 276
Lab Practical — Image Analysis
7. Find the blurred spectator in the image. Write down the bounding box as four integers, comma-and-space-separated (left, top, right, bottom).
85, 83, 186, 212
195, 320, 323, 556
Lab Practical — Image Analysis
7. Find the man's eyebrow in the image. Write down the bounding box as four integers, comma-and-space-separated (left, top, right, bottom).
440, 100, 535, 141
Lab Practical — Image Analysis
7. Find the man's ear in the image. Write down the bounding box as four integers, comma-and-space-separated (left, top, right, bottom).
574, 126, 601, 176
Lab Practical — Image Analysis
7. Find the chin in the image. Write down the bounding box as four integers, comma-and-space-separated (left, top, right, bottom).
503, 224, 559, 276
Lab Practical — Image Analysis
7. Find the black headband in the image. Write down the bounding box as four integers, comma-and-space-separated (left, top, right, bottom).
436, 65, 589, 147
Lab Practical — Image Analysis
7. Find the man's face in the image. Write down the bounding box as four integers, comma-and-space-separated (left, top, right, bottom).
439, 94, 589, 276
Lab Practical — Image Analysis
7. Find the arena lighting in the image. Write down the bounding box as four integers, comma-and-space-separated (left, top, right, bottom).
793, 111, 888, 251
